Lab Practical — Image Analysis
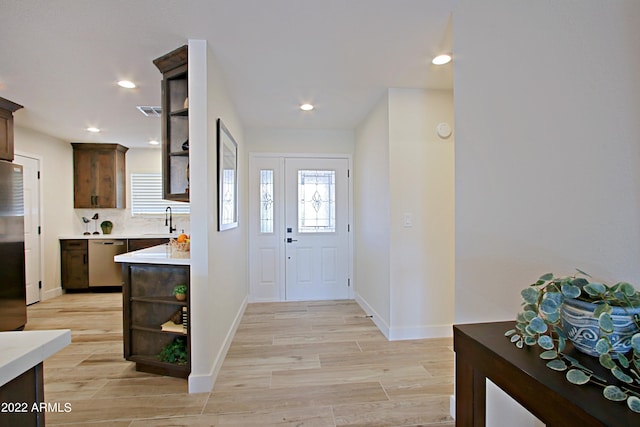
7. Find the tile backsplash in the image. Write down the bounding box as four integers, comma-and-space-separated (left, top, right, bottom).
73, 209, 190, 236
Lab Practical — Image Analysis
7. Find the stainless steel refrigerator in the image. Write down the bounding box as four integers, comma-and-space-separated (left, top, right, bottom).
0, 159, 26, 331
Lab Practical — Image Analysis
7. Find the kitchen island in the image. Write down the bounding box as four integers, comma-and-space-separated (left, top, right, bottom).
115, 244, 190, 379
0, 329, 71, 426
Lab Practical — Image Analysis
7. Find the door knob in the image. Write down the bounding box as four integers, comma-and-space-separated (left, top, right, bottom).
286, 238, 298, 243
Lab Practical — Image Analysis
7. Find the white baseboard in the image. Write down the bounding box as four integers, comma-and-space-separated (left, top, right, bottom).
450, 394, 455, 419
42, 287, 63, 301
355, 293, 452, 341
388, 323, 452, 341
354, 293, 390, 339
188, 295, 248, 393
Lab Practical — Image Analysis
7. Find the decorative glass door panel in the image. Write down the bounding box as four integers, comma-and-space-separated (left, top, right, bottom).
297, 170, 336, 233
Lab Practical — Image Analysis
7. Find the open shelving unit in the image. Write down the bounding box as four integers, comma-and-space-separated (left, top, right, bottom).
122, 263, 190, 379
154, 45, 190, 202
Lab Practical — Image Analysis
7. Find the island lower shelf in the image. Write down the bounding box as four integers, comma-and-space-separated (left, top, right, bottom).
121, 262, 190, 379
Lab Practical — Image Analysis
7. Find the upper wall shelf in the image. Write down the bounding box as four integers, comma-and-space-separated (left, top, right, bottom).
154, 45, 189, 203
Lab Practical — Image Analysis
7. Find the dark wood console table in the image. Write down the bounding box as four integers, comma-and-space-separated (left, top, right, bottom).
453, 321, 637, 426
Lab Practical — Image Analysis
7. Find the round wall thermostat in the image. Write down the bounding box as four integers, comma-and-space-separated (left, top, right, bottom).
436, 122, 452, 139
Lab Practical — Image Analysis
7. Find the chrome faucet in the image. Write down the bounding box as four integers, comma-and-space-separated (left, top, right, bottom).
165, 206, 176, 234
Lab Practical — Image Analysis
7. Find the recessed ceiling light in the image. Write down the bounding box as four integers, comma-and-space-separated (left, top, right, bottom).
86, 127, 100, 133
148, 140, 160, 146
117, 80, 136, 89
432, 54, 452, 65
300, 103, 314, 111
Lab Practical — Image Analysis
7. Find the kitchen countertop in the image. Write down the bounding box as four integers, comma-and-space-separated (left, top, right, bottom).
114, 243, 190, 266
59, 234, 176, 240
0, 329, 71, 386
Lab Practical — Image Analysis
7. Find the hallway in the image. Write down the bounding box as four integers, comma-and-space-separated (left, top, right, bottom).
26, 293, 454, 426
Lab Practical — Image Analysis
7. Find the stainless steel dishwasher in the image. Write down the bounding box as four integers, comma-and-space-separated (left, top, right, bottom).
88, 239, 127, 287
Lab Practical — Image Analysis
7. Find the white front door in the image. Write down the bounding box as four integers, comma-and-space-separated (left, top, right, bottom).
284, 158, 349, 300
249, 155, 351, 302
15, 154, 41, 305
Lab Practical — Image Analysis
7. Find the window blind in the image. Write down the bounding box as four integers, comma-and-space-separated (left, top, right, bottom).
130, 173, 190, 215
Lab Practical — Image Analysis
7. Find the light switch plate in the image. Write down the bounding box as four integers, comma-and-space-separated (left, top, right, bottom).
403, 213, 413, 228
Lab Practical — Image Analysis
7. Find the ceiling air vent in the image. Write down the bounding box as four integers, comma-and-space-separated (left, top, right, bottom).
136, 106, 162, 117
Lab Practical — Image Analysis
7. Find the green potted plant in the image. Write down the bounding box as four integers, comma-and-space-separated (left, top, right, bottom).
506, 270, 640, 413
158, 336, 188, 365
100, 220, 113, 234
172, 283, 187, 301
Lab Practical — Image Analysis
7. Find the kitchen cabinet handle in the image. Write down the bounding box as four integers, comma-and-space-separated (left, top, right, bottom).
83, 254, 87, 264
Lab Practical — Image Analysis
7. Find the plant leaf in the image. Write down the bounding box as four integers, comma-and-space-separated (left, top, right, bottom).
561, 283, 581, 299
539, 350, 558, 360
571, 277, 590, 287
603, 385, 627, 401
599, 353, 616, 369
516, 339, 523, 349
521, 288, 540, 304
540, 297, 560, 315
567, 369, 590, 385
529, 317, 548, 334
523, 310, 537, 321
599, 313, 614, 333
539, 273, 554, 281
593, 303, 612, 318
617, 282, 637, 297
510, 334, 521, 343
628, 396, 640, 413
538, 335, 555, 350
595, 338, 611, 355
545, 311, 561, 323
618, 352, 630, 369
612, 367, 634, 384
584, 283, 607, 296
547, 359, 567, 371
524, 336, 537, 346
631, 333, 640, 352
505, 329, 516, 337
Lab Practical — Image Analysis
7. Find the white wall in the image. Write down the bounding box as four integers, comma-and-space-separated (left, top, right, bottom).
388, 88, 454, 339
245, 128, 354, 155
188, 39, 248, 393
354, 92, 391, 331
14, 126, 75, 299
354, 88, 455, 340
453, 0, 640, 424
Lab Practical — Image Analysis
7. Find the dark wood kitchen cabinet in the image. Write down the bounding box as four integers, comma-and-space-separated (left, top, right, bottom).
72, 143, 128, 208
0, 97, 24, 161
154, 45, 189, 202
60, 239, 88, 289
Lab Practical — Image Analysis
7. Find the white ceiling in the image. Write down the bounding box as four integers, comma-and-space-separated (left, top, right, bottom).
0, 0, 455, 148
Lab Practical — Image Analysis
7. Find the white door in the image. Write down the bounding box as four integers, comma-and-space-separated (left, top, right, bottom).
249, 155, 351, 301
15, 154, 41, 305
284, 158, 350, 300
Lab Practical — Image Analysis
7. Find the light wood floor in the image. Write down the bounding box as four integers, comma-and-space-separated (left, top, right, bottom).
25, 292, 454, 426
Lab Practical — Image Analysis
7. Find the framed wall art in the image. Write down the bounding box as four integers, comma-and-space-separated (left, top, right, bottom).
217, 118, 238, 231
